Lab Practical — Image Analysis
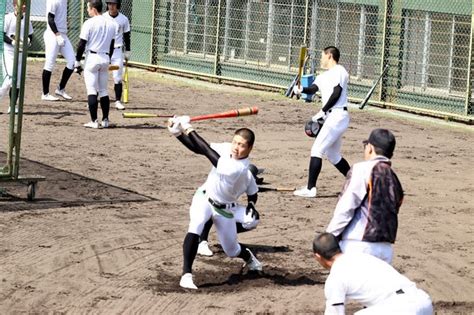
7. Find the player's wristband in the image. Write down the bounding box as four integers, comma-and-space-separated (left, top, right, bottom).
184, 127, 195, 135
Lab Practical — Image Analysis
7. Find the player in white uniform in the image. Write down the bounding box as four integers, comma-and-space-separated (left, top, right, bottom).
104, 0, 131, 110
326, 129, 403, 264
1, 1, 33, 113
42, 0, 75, 101
313, 233, 433, 315
293, 46, 351, 198
168, 116, 262, 290
75, 0, 117, 129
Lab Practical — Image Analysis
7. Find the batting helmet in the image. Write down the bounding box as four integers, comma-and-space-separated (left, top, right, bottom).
106, 0, 121, 9
305, 119, 324, 138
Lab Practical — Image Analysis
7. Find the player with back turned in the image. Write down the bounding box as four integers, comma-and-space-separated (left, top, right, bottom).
167, 115, 262, 290
293, 46, 351, 198
42, 0, 76, 101
103, 0, 131, 110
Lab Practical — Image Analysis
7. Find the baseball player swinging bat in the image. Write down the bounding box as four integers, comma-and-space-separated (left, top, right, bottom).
122, 106, 259, 121
359, 65, 389, 110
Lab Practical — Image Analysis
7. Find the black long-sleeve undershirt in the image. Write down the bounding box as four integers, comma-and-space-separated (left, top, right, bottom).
303, 83, 343, 112
76, 39, 86, 61
48, 13, 59, 34
124, 32, 131, 51
177, 131, 220, 167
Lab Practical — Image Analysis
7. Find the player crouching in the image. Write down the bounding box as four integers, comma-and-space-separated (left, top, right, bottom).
168, 115, 262, 290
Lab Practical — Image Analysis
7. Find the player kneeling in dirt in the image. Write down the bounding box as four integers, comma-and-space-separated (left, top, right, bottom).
168, 115, 262, 290
313, 232, 433, 314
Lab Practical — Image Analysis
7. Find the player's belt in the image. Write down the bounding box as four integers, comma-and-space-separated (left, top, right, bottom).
208, 197, 236, 210
114, 46, 122, 49
395, 289, 404, 294
90, 50, 109, 55
328, 107, 347, 113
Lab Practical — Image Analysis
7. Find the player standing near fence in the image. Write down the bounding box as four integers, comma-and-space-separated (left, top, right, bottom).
75, 0, 117, 128
1, 0, 33, 113
292, 46, 351, 198
42, 0, 75, 101
104, 0, 131, 110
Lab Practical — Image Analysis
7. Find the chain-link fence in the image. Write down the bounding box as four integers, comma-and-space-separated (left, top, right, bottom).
3, 0, 474, 120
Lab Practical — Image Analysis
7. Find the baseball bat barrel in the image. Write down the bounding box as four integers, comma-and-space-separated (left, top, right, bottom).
122, 112, 174, 118
359, 65, 389, 110
190, 106, 258, 122
123, 60, 129, 103
258, 186, 296, 192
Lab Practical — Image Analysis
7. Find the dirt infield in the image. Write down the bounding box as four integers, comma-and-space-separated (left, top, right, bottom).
0, 60, 473, 314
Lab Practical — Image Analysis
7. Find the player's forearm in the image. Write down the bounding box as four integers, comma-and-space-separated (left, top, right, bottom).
109, 39, 115, 59
3, 32, 12, 44
302, 84, 319, 95
47, 13, 59, 34
124, 32, 131, 51
176, 134, 201, 155
247, 193, 258, 205
187, 131, 220, 167
75, 39, 86, 61
321, 84, 342, 112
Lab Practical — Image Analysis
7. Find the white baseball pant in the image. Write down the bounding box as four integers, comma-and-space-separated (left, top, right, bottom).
110, 47, 124, 84
311, 108, 350, 164
84, 52, 110, 97
339, 239, 393, 264
43, 31, 75, 71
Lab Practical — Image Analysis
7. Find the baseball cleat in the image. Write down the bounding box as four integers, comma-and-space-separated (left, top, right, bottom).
115, 100, 125, 110
41, 93, 59, 101
55, 88, 72, 100
197, 241, 213, 256
293, 186, 317, 198
83, 120, 100, 129
244, 248, 263, 271
101, 118, 110, 128
179, 273, 198, 289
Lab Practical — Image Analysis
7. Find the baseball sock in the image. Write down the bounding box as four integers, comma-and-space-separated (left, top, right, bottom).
334, 157, 350, 176
42, 70, 52, 95
114, 83, 122, 101
237, 244, 251, 262
307, 156, 322, 190
87, 95, 98, 121
58, 67, 74, 90
9, 88, 19, 104
199, 219, 213, 242
236, 223, 249, 233
99, 96, 110, 120
183, 233, 200, 274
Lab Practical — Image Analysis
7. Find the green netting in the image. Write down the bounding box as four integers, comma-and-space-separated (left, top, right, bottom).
13, 0, 474, 119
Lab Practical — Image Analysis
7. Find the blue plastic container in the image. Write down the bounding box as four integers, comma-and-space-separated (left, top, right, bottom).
301, 74, 315, 102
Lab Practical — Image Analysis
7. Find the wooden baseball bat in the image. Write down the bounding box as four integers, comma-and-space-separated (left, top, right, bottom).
109, 65, 119, 71
123, 60, 129, 103
122, 106, 259, 120
359, 65, 389, 110
122, 113, 174, 118
288, 46, 307, 99
190, 106, 258, 122
258, 186, 296, 192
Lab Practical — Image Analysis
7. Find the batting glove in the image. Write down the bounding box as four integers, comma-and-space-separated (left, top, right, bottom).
245, 202, 260, 220
124, 51, 131, 61
74, 60, 83, 75
293, 84, 303, 96
56, 34, 65, 47
167, 116, 182, 137
178, 115, 192, 131
312, 109, 326, 122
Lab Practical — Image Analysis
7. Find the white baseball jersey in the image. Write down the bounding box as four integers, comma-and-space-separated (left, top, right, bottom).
204, 143, 258, 204
3, 12, 33, 53
80, 15, 118, 54
46, 0, 68, 33
103, 11, 130, 48
315, 64, 349, 109
324, 253, 433, 315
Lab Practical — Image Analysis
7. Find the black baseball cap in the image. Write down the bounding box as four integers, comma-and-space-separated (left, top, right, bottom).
363, 128, 396, 158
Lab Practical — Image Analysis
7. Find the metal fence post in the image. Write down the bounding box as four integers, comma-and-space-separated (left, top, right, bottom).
213, 0, 222, 76
466, 4, 474, 115
303, 0, 309, 46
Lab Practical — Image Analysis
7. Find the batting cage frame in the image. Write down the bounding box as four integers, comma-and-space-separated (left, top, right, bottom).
0, 0, 44, 201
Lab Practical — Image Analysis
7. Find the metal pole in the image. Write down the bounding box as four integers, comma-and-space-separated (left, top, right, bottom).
287, 0, 294, 72
378, 0, 390, 101
150, 0, 156, 64
465, 5, 474, 115
243, 0, 251, 63
303, 0, 308, 46
447, 15, 455, 94
213, 0, 222, 76
13, 0, 32, 178
265, 0, 274, 66
357, 5, 367, 80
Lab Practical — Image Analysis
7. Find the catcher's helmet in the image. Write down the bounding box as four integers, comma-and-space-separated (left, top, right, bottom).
106, 0, 121, 9
305, 119, 324, 138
